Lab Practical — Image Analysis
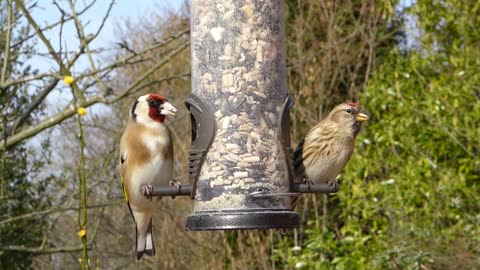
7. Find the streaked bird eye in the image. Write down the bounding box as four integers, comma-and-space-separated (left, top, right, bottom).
346, 108, 352, 113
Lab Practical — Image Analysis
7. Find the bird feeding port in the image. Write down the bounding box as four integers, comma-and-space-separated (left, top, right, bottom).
149, 0, 339, 230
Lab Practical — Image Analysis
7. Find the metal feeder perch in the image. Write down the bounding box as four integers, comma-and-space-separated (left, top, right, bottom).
149, 0, 339, 230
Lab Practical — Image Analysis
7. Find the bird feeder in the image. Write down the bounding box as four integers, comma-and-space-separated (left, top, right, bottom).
150, 0, 339, 230
184, 0, 295, 230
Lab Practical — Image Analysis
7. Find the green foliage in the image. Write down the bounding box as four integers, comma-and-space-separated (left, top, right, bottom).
0, 147, 52, 269
285, 0, 399, 129
277, 1, 480, 269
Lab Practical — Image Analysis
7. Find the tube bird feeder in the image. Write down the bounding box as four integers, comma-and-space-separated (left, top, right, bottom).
185, 0, 298, 230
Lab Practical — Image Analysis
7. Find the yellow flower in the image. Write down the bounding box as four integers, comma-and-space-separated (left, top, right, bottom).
77, 107, 87, 116
63, 75, 74, 85
78, 228, 86, 238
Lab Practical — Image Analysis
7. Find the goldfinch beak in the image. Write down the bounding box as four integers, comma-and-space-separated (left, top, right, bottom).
356, 113, 369, 122
160, 101, 177, 116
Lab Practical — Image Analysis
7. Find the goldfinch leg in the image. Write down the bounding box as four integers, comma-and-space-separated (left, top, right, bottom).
140, 184, 153, 200
169, 179, 182, 199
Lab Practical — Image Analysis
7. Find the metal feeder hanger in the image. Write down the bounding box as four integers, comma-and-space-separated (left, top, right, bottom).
148, 0, 339, 230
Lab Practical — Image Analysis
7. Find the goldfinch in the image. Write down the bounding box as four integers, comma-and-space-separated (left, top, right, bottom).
292, 102, 368, 206
119, 93, 177, 260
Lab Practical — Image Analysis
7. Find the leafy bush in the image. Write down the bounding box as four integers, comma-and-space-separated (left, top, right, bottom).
279, 1, 480, 268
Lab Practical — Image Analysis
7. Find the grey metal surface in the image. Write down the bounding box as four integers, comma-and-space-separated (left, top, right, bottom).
148, 183, 338, 197
151, 185, 193, 197
292, 182, 340, 193
185, 210, 299, 231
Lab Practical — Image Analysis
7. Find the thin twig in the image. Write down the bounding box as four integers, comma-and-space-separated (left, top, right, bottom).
0, 95, 103, 149
14, 0, 86, 102
0, 245, 88, 254
9, 0, 96, 48
108, 41, 190, 103
0, 201, 122, 225
0, 0, 12, 85
75, 98, 89, 270
67, 0, 115, 96
74, 29, 189, 81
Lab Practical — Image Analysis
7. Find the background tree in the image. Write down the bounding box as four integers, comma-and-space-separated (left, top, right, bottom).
0, 1, 190, 269
1, 0, 479, 269
0, 1, 53, 268
278, 0, 480, 269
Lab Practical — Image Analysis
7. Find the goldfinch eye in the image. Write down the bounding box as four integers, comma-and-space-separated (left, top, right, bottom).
346, 108, 352, 114
148, 99, 158, 106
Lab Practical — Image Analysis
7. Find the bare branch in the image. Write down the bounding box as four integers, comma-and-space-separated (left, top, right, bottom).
133, 72, 191, 91
0, 200, 122, 225
0, 208, 54, 225
14, 0, 86, 102
1, 72, 60, 88
75, 28, 189, 81
2, 28, 189, 139
0, 0, 12, 85
0, 245, 88, 254
67, 0, 115, 96
0, 38, 189, 150
1, 95, 103, 149
1, 1, 190, 166
108, 40, 190, 103
9, 0, 97, 48
5, 31, 101, 137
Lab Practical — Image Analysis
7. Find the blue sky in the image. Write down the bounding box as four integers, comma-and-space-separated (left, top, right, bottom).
25, 0, 184, 106
25, 0, 184, 164
29, 0, 184, 72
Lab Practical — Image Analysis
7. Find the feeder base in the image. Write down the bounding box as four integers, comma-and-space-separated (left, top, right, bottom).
185, 209, 299, 231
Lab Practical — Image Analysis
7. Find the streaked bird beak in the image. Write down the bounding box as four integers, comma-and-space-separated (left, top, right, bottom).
160, 102, 177, 116
356, 113, 369, 122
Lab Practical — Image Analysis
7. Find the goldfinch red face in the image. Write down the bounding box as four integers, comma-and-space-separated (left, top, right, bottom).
131, 94, 177, 124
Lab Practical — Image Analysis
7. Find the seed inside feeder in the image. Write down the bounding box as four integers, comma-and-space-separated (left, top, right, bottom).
186, 0, 299, 230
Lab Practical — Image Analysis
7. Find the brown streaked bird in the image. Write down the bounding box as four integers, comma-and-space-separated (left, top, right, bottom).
119, 93, 177, 260
292, 102, 368, 206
